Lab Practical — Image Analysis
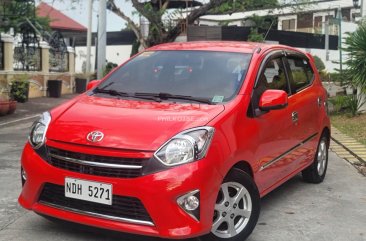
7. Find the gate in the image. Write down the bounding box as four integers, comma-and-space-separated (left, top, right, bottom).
13, 22, 41, 71
48, 31, 68, 72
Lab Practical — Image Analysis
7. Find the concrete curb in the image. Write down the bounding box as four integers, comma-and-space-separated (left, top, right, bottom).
330, 126, 366, 176
331, 126, 366, 164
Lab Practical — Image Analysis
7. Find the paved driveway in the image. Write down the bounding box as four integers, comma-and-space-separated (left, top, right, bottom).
0, 120, 365, 241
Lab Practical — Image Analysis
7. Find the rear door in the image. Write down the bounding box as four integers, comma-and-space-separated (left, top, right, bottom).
283, 52, 319, 169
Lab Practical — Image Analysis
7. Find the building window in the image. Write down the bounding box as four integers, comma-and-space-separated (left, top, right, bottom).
314, 16, 323, 32
313, 12, 335, 34
282, 19, 296, 31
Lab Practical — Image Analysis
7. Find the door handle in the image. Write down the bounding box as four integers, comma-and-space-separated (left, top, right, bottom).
317, 97, 322, 107
292, 111, 298, 123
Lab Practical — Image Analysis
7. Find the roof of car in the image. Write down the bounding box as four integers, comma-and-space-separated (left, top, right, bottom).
147, 41, 285, 54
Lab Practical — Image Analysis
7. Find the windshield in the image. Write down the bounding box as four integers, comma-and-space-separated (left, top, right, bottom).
97, 50, 252, 104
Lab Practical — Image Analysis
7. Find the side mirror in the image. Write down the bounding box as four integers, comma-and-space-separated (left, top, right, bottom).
86, 80, 101, 91
259, 90, 288, 111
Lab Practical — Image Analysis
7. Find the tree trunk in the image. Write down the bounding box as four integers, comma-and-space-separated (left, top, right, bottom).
107, 0, 148, 49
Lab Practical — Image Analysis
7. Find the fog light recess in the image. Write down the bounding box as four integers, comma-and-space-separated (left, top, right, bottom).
177, 190, 200, 221
21, 167, 27, 186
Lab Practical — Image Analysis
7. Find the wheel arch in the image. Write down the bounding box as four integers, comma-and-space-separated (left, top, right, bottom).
231, 160, 254, 178
321, 127, 331, 147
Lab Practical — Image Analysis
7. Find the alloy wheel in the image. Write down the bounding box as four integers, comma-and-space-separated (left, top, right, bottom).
211, 182, 252, 239
317, 139, 327, 176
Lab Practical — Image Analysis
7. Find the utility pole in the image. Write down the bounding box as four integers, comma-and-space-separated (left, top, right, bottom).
324, 20, 329, 61
337, 7, 343, 80
361, 0, 364, 18
86, 0, 93, 81
97, 0, 107, 80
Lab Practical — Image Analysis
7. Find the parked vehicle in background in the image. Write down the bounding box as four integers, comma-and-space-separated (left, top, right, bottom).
19, 42, 330, 241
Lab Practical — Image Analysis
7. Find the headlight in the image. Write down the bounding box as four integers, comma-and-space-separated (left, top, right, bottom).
154, 127, 215, 166
29, 112, 51, 149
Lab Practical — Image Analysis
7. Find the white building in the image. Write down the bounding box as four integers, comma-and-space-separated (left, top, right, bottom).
199, 0, 364, 72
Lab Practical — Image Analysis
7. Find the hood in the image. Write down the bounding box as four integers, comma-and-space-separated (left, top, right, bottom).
47, 95, 224, 151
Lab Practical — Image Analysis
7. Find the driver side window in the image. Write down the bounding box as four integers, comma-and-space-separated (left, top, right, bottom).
252, 57, 290, 112
260, 58, 289, 94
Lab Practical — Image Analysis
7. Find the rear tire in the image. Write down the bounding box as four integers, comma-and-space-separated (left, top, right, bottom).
200, 168, 260, 241
302, 135, 329, 183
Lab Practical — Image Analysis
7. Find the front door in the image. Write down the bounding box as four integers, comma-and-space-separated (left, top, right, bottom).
250, 54, 297, 193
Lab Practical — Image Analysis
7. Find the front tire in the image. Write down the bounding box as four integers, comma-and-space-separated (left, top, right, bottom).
302, 135, 329, 183
201, 168, 260, 241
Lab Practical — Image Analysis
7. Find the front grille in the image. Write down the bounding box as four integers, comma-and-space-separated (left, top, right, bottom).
39, 183, 153, 225
46, 147, 148, 178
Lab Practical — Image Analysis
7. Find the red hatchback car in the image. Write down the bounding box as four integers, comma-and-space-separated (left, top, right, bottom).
19, 42, 330, 241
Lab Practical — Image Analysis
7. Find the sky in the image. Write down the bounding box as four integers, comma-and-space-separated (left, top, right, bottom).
36, 0, 135, 32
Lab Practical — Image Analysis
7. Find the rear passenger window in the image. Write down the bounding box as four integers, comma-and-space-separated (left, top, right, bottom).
287, 56, 314, 92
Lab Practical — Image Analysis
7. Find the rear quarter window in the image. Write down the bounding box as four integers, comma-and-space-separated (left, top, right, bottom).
287, 56, 314, 93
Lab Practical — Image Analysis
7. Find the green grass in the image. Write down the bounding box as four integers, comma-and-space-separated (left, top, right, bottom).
331, 113, 366, 145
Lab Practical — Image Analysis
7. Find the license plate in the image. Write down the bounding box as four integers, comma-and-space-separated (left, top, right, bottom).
65, 177, 112, 205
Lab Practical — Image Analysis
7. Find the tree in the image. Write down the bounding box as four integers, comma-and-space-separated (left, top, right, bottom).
107, 0, 278, 49
0, 0, 50, 34
244, 14, 277, 42
248, 28, 264, 42
344, 21, 366, 92
313, 55, 326, 73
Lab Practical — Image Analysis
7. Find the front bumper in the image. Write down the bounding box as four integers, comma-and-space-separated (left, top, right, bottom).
18, 141, 223, 239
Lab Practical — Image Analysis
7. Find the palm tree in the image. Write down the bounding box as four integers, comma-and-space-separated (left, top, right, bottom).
343, 21, 366, 113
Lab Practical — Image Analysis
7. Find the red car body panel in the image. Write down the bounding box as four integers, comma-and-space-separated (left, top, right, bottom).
47, 95, 225, 151
19, 41, 330, 239
259, 90, 288, 110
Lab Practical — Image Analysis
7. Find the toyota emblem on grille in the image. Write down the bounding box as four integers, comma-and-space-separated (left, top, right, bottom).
87, 131, 104, 142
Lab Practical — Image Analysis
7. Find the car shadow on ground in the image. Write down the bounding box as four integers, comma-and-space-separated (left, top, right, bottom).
36, 175, 305, 241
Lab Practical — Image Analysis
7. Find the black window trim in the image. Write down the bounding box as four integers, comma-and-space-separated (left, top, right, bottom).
248, 49, 293, 117
284, 51, 316, 94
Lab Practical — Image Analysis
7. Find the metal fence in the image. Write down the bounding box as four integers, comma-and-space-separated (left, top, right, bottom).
188, 26, 339, 50
0, 41, 4, 70
13, 46, 42, 71
49, 49, 69, 72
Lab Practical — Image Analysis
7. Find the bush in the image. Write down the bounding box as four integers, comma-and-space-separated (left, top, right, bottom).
329, 94, 366, 116
328, 72, 346, 83
10, 74, 29, 103
329, 95, 349, 113
130, 40, 140, 57
248, 28, 264, 42
319, 71, 329, 82
313, 55, 326, 72
103, 62, 118, 77
346, 94, 366, 116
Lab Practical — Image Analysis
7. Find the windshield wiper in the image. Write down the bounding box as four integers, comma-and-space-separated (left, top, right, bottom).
94, 88, 161, 102
135, 92, 212, 104
94, 87, 129, 97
